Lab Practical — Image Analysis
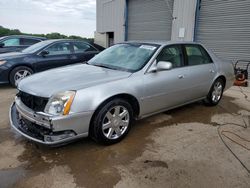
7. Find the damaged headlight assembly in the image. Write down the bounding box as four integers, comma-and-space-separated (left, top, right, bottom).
44, 91, 76, 116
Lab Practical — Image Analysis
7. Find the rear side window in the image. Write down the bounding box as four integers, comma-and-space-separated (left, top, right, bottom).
185, 44, 213, 66
156, 45, 183, 68
2, 38, 20, 46
73, 42, 96, 53
21, 38, 41, 45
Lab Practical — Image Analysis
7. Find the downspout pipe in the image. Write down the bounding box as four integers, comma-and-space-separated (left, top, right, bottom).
124, 0, 129, 41
193, 0, 201, 41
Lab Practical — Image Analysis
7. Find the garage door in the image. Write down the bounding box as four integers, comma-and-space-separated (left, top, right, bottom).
127, 0, 174, 41
196, 0, 250, 62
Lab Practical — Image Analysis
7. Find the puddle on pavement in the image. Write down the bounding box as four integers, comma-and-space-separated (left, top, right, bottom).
1, 93, 249, 188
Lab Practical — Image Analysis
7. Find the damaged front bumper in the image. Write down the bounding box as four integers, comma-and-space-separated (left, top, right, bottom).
10, 97, 93, 145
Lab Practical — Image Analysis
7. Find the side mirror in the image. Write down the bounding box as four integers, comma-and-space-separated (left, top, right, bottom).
40, 50, 49, 57
157, 61, 173, 71
0, 43, 4, 48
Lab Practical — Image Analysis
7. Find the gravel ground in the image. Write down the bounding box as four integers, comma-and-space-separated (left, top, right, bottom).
0, 85, 249, 188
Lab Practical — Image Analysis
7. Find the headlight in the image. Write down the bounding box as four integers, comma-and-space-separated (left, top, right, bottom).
44, 91, 76, 116
0, 60, 6, 66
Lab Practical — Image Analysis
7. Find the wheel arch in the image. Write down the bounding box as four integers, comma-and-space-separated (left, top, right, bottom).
88, 93, 140, 134
8, 64, 34, 81
216, 75, 226, 87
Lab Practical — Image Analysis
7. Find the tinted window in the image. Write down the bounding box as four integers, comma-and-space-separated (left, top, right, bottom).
156, 45, 183, 68
185, 45, 212, 66
73, 42, 96, 53
46, 42, 71, 55
21, 38, 40, 45
3, 38, 20, 46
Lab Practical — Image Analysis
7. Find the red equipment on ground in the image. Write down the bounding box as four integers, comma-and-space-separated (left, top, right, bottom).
234, 60, 249, 87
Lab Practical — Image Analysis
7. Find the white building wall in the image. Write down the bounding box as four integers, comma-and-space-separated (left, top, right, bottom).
171, 0, 197, 41
96, 0, 197, 46
96, 0, 125, 45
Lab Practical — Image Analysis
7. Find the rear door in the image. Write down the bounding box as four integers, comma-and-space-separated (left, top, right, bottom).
183, 44, 216, 99
34, 42, 73, 72
71, 42, 99, 63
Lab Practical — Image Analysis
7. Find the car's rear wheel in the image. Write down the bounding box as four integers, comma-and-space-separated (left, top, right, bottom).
9, 66, 33, 87
204, 78, 225, 106
91, 99, 134, 145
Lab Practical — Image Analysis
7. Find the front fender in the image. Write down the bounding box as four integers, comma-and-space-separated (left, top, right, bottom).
70, 75, 143, 113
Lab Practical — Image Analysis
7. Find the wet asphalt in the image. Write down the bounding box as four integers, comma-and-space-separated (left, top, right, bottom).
0, 85, 250, 188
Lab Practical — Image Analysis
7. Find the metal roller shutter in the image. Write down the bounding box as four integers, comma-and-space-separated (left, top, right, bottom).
127, 0, 174, 41
196, 0, 250, 62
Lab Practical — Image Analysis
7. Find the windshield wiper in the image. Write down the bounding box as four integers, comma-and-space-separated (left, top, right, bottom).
92, 64, 116, 70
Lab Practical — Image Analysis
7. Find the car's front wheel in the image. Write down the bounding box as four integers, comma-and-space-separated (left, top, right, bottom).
91, 99, 134, 145
9, 66, 33, 87
204, 78, 225, 106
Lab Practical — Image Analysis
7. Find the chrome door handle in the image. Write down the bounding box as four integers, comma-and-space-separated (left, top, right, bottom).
210, 69, 215, 73
178, 75, 184, 79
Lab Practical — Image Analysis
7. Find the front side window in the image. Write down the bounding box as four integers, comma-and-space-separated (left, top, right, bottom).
88, 43, 159, 72
156, 45, 183, 68
185, 45, 212, 66
3, 38, 20, 46
73, 42, 96, 53
46, 42, 71, 55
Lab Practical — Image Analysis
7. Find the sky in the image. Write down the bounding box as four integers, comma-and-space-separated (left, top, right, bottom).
0, 0, 96, 38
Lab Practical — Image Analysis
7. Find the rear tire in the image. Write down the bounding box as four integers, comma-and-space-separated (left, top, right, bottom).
9, 66, 33, 87
90, 99, 134, 145
204, 78, 225, 106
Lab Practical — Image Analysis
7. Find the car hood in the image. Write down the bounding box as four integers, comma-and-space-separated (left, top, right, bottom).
18, 64, 132, 98
0, 52, 29, 60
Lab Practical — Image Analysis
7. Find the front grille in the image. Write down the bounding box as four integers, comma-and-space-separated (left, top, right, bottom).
17, 112, 52, 141
17, 91, 49, 112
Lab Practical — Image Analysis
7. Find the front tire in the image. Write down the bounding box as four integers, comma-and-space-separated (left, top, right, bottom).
9, 66, 33, 87
91, 99, 134, 145
204, 78, 225, 106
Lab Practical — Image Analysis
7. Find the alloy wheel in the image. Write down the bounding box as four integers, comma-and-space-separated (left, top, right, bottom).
102, 105, 130, 140
14, 70, 31, 86
211, 81, 223, 103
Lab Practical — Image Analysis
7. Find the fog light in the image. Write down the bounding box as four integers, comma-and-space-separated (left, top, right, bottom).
44, 131, 76, 142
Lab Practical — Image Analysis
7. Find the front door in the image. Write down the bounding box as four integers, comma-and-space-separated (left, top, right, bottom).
34, 42, 72, 72
141, 45, 190, 115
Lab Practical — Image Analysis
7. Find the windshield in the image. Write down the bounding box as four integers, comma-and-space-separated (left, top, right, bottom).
88, 43, 159, 72
22, 40, 51, 53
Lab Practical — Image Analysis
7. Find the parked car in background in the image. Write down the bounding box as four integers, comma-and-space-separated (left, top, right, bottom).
0, 39, 103, 86
0, 35, 46, 54
10, 41, 234, 146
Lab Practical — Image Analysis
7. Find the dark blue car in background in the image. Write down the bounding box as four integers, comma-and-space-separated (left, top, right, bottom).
0, 39, 104, 86
0, 35, 46, 54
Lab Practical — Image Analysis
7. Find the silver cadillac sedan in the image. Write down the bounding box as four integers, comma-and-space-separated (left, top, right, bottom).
10, 41, 234, 145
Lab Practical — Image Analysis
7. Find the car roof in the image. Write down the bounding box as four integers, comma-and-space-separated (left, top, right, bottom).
124, 40, 202, 46
1, 35, 47, 40
43, 39, 94, 44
